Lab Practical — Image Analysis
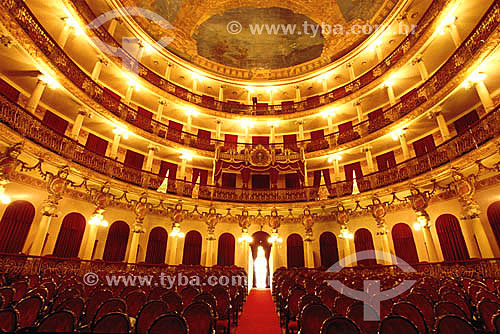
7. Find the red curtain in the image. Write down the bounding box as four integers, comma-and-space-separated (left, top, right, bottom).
287, 234, 305, 268
224, 134, 238, 150
487, 202, 500, 249
222, 173, 236, 188
413, 135, 436, 157
270, 169, 279, 189
454, 110, 479, 134
52, 213, 86, 258
338, 121, 354, 133
217, 233, 235, 266
313, 170, 321, 188
436, 214, 470, 261
354, 228, 377, 266
192, 169, 208, 186
320, 232, 339, 268
0, 78, 20, 103
145, 227, 168, 264
136, 107, 153, 131
124, 150, 145, 170
159, 161, 177, 179
85, 133, 108, 156
167, 120, 183, 142
42, 111, 69, 135
182, 231, 202, 265
252, 174, 270, 189
368, 108, 384, 121
102, 221, 129, 262
242, 169, 251, 188
283, 134, 299, 151
392, 223, 419, 264
0, 201, 35, 254
310, 130, 325, 140
286, 173, 300, 189
344, 162, 363, 180
252, 136, 269, 147
376, 151, 397, 171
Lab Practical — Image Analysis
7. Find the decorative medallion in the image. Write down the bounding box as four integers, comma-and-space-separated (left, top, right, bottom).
249, 145, 272, 167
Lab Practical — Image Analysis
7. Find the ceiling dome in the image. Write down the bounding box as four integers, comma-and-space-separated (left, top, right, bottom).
119, 0, 398, 80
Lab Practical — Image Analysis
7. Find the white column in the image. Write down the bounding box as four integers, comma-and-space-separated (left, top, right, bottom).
304, 240, 314, 268
205, 237, 216, 266
413, 57, 429, 81
375, 44, 383, 62
244, 127, 250, 143
156, 100, 166, 122
108, 18, 120, 36
422, 227, 439, 262
270, 124, 276, 144
448, 22, 461, 48
247, 90, 253, 105
71, 110, 87, 140
127, 226, 141, 263
186, 114, 193, 133
295, 86, 301, 102
386, 85, 396, 106
216, 120, 222, 140
165, 63, 173, 80
365, 147, 375, 173
179, 158, 187, 180
303, 162, 309, 187
91, 58, 107, 81
145, 145, 157, 172
26, 80, 47, 113
355, 102, 363, 122
347, 63, 355, 81
269, 90, 275, 105
434, 110, 450, 140
82, 224, 99, 260
333, 159, 340, 182
340, 238, 352, 267
124, 86, 134, 105
58, 24, 72, 48
167, 236, 179, 265
475, 81, 494, 112
298, 121, 305, 140
219, 85, 224, 101
399, 132, 410, 160
322, 78, 328, 92
30, 214, 52, 256
192, 79, 198, 94
327, 115, 334, 134
110, 133, 122, 159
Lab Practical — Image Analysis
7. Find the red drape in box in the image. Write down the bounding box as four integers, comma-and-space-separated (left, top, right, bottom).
0, 201, 35, 254
320, 232, 339, 268
338, 121, 354, 133
413, 135, 436, 157
252, 174, 270, 189
201, 95, 215, 108
313, 170, 321, 188
376, 151, 397, 171
167, 120, 183, 142
310, 129, 325, 140
368, 108, 384, 121
197, 129, 212, 149
159, 161, 177, 179
323, 169, 332, 186
102, 221, 129, 262
224, 134, 238, 150
392, 223, 419, 264
53, 213, 86, 258
283, 134, 299, 151
222, 173, 236, 188
192, 168, 208, 186
487, 202, 500, 249
182, 231, 202, 265
0, 78, 20, 103
241, 168, 251, 188
85, 133, 108, 156
270, 169, 279, 189
136, 107, 153, 131
281, 101, 294, 113
42, 111, 68, 135
145, 227, 168, 264
214, 160, 305, 185
454, 110, 479, 134
436, 214, 470, 261
103, 87, 121, 101
344, 162, 363, 180
124, 150, 145, 170
287, 234, 305, 268
217, 233, 235, 266
354, 228, 377, 266
286, 173, 300, 189
252, 136, 269, 147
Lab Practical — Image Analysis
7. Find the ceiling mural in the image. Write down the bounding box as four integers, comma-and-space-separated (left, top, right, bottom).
193, 7, 325, 69
119, 0, 396, 78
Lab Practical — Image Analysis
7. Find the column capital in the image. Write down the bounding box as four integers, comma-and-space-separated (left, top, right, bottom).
411, 55, 424, 65
132, 223, 146, 234
158, 99, 167, 106
353, 100, 361, 107
148, 144, 160, 152
97, 56, 109, 66
41, 200, 58, 217
77, 108, 89, 117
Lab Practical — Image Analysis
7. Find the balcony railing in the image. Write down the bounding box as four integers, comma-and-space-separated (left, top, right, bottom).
67, 0, 446, 115
6, 0, 500, 154
1, 92, 499, 203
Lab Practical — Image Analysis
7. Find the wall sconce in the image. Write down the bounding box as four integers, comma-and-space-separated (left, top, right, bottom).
39, 74, 61, 89
327, 154, 342, 163
0, 185, 11, 205
89, 213, 108, 227
339, 228, 353, 240
170, 226, 185, 238
238, 232, 253, 243
113, 127, 130, 139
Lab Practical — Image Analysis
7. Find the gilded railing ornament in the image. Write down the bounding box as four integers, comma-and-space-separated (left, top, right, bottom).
0, 142, 22, 184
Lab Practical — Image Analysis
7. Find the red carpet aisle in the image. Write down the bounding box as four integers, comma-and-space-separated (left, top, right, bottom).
236, 289, 282, 334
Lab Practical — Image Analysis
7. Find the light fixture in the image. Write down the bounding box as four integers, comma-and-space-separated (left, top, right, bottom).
391, 128, 405, 141
317, 73, 330, 83
192, 73, 204, 81
247, 87, 255, 93
170, 226, 185, 238
89, 213, 108, 227
126, 76, 142, 91
438, 14, 457, 35
63, 16, 84, 35
339, 228, 353, 240
384, 77, 395, 87
463, 72, 487, 88
39, 74, 60, 89
0, 186, 11, 205
241, 119, 255, 129
268, 233, 283, 243
180, 150, 194, 161
267, 121, 280, 127
113, 127, 130, 139
238, 233, 253, 243
322, 109, 336, 119
327, 154, 342, 163
185, 107, 200, 117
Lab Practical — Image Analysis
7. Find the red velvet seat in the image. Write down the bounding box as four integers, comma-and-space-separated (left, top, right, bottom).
148, 287, 170, 301
182, 301, 214, 334
434, 301, 468, 320
0, 308, 18, 332
321, 316, 360, 334
0, 287, 15, 305
92, 298, 127, 326
180, 286, 199, 307
36, 310, 74, 333
334, 295, 356, 316
12, 281, 28, 302
478, 299, 500, 332
286, 286, 307, 333
126, 291, 147, 318
407, 293, 434, 327
56, 297, 85, 320
84, 290, 113, 324
299, 294, 322, 312
15, 295, 43, 329
392, 302, 428, 334
194, 293, 217, 315
148, 313, 188, 334
52, 288, 80, 311
346, 303, 379, 334
120, 286, 140, 298
300, 303, 332, 334
379, 315, 418, 334
161, 291, 183, 313
92, 312, 129, 334
136, 300, 169, 334
211, 287, 231, 334
435, 315, 475, 334
440, 292, 471, 320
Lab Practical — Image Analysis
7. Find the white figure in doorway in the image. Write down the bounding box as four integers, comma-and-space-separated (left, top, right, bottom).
254, 246, 268, 289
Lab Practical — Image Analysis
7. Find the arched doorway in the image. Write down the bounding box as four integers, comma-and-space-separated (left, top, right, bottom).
0, 201, 35, 254
53, 212, 86, 258
217, 233, 235, 266
354, 228, 377, 266
182, 230, 202, 265
103, 221, 129, 262
436, 214, 470, 261
392, 223, 419, 264
487, 202, 500, 248
250, 231, 271, 288
145, 227, 168, 264
319, 232, 339, 268
287, 234, 305, 268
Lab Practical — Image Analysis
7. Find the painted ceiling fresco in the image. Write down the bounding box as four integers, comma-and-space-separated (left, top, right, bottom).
120, 0, 392, 75
193, 7, 324, 70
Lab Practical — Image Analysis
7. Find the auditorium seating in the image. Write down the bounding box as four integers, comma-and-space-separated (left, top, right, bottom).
0, 261, 247, 333
273, 266, 500, 334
